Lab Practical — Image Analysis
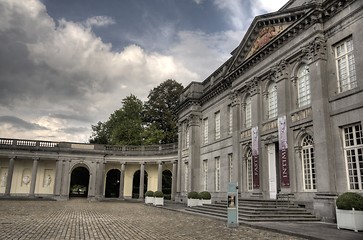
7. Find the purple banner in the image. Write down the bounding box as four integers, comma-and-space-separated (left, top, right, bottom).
278, 116, 290, 187
252, 127, 260, 189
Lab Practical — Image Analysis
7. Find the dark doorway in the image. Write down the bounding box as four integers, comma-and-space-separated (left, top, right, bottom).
132, 170, 148, 199
162, 170, 172, 200
105, 169, 121, 198
69, 166, 89, 198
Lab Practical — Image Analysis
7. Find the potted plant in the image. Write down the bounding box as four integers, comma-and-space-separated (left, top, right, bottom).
153, 191, 164, 206
187, 191, 199, 207
199, 191, 212, 205
336, 192, 363, 232
145, 190, 154, 204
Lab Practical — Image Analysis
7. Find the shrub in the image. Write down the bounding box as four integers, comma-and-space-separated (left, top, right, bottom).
154, 191, 164, 198
336, 192, 363, 211
145, 191, 154, 197
188, 191, 199, 199
199, 191, 211, 200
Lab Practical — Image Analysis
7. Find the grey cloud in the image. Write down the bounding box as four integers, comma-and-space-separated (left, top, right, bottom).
60, 127, 90, 134
0, 116, 48, 130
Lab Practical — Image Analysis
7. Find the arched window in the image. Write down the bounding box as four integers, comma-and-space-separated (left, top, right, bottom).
267, 83, 277, 119
246, 148, 253, 191
297, 65, 311, 107
301, 135, 316, 190
245, 96, 252, 128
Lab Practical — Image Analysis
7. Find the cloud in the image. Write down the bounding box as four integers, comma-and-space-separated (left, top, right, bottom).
84, 16, 115, 28
0, 0, 200, 142
0, 116, 48, 130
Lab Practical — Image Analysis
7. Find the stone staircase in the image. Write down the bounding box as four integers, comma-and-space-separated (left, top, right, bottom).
185, 198, 319, 222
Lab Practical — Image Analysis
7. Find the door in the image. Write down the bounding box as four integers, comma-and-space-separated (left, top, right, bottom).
268, 143, 277, 199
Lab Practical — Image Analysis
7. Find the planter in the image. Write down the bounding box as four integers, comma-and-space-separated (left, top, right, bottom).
154, 197, 164, 206
200, 199, 212, 205
187, 198, 199, 207
145, 196, 154, 204
336, 208, 363, 232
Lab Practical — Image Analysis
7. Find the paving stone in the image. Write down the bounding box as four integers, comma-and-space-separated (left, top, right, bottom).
0, 199, 302, 239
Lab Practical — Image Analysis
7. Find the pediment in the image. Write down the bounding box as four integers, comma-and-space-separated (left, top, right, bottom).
227, 4, 316, 74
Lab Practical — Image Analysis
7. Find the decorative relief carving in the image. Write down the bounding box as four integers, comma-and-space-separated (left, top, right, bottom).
271, 59, 288, 81
262, 120, 278, 132
291, 107, 312, 122
308, 37, 326, 61
241, 129, 252, 139
247, 77, 260, 96
187, 113, 201, 126
229, 90, 240, 106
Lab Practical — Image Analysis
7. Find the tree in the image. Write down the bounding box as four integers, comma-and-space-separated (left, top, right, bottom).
143, 79, 184, 144
89, 94, 144, 145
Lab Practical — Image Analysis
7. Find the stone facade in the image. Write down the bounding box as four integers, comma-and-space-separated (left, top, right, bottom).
0, 139, 178, 201
176, 0, 363, 222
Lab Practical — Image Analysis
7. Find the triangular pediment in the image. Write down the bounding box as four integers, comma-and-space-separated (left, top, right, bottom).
227, 4, 316, 74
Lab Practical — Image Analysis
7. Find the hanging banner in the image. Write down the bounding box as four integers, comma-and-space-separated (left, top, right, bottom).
251, 126, 260, 189
278, 116, 290, 187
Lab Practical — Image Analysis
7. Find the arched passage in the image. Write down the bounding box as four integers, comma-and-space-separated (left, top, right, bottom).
69, 166, 89, 198
132, 170, 148, 199
105, 169, 120, 198
162, 170, 172, 200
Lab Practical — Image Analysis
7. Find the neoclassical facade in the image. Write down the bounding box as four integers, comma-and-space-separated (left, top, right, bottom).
176, 0, 363, 222
0, 139, 178, 201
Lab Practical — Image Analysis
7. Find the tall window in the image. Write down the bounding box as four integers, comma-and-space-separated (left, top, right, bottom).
215, 157, 220, 192
203, 160, 208, 191
203, 118, 208, 144
184, 162, 189, 192
301, 135, 316, 191
246, 149, 253, 191
343, 124, 363, 190
335, 38, 357, 93
215, 111, 220, 140
245, 96, 252, 128
297, 65, 311, 107
267, 83, 277, 118
228, 154, 233, 183
228, 105, 233, 135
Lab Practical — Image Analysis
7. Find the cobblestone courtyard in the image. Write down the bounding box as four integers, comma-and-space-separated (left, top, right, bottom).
0, 199, 302, 240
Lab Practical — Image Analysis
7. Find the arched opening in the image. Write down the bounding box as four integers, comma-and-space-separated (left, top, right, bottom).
105, 169, 121, 198
162, 170, 172, 200
69, 166, 89, 198
132, 170, 148, 199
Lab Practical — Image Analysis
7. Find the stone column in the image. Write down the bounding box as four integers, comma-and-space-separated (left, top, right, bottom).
139, 162, 145, 199
307, 36, 333, 193
60, 160, 71, 197
157, 162, 163, 192
5, 157, 15, 196
29, 158, 39, 197
119, 163, 125, 199
177, 123, 182, 193
230, 90, 241, 190
53, 159, 62, 196
171, 161, 177, 201
98, 161, 105, 198
188, 113, 201, 192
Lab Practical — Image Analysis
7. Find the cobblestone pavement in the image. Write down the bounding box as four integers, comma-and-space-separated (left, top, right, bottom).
0, 199, 303, 240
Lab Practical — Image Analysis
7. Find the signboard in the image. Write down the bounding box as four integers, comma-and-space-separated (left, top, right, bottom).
252, 127, 260, 189
278, 116, 290, 187
227, 182, 238, 227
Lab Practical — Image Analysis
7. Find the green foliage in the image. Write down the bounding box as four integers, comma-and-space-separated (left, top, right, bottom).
89, 80, 183, 146
336, 192, 363, 211
143, 79, 184, 144
199, 191, 211, 200
145, 191, 154, 197
188, 191, 199, 199
153, 191, 164, 198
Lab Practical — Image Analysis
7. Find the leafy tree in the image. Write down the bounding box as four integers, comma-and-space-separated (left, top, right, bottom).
143, 79, 184, 144
89, 121, 109, 144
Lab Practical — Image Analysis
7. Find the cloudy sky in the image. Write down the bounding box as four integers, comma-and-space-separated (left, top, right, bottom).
0, 0, 288, 143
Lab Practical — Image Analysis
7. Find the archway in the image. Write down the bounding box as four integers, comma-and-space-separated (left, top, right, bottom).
105, 169, 121, 198
162, 170, 172, 200
69, 166, 89, 198
132, 170, 148, 198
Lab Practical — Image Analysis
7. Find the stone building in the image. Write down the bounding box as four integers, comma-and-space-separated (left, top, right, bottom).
176, 0, 363, 222
0, 140, 178, 201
